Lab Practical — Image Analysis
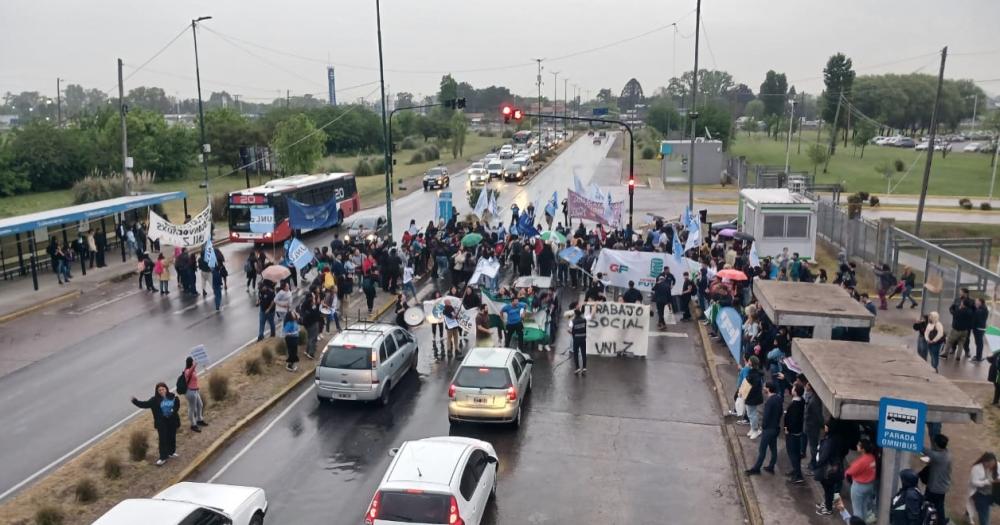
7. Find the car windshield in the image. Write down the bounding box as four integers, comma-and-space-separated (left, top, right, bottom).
378, 491, 451, 524
512, 160, 525, 167
425, 168, 445, 177
488, 162, 503, 170
350, 217, 379, 229
454, 366, 511, 389
470, 163, 484, 170
321, 345, 372, 369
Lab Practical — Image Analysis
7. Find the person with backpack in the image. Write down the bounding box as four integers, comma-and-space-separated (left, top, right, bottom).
154, 253, 171, 295
178, 357, 207, 433
130, 382, 181, 466
890, 469, 925, 525
923, 433, 952, 524
873, 263, 896, 310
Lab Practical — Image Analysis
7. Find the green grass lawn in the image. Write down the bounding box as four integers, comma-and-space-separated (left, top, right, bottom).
730, 132, 998, 197
0, 132, 504, 221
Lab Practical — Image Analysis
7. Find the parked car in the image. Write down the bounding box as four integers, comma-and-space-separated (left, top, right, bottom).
486, 160, 504, 180
315, 323, 417, 405
483, 153, 499, 164
467, 162, 489, 186
964, 142, 983, 153
895, 137, 916, 148
364, 437, 497, 525
94, 482, 268, 525
448, 347, 533, 427
343, 215, 389, 246
914, 141, 930, 151
422, 167, 450, 191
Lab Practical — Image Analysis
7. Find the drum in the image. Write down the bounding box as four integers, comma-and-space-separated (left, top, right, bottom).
403, 306, 425, 327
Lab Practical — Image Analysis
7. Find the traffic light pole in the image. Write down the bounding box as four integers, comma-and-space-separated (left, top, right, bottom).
522, 112, 635, 229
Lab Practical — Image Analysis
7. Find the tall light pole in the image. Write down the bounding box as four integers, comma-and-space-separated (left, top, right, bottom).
989, 135, 999, 204
534, 59, 544, 142
783, 98, 796, 175
970, 93, 979, 132
191, 16, 212, 206
563, 77, 569, 135
687, 0, 702, 211
551, 71, 559, 136
375, 0, 394, 240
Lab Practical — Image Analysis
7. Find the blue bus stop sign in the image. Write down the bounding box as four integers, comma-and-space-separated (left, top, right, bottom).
592, 107, 609, 116
876, 397, 927, 452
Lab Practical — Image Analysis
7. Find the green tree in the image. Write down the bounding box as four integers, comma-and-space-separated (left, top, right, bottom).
852, 122, 877, 159
821, 53, 856, 129
393, 111, 419, 142
743, 100, 765, 135
759, 70, 788, 117
395, 91, 414, 109
272, 113, 324, 174
806, 143, 830, 175
0, 135, 30, 196
126, 86, 173, 114
438, 75, 459, 107
204, 108, 257, 169
688, 102, 733, 148
450, 111, 467, 159
7, 121, 92, 191
101, 108, 194, 180
645, 100, 680, 135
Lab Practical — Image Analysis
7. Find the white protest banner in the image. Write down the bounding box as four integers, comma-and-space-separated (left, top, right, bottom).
582, 302, 649, 357
422, 296, 474, 332
591, 249, 689, 295
148, 205, 212, 247
468, 258, 500, 285
190, 344, 210, 367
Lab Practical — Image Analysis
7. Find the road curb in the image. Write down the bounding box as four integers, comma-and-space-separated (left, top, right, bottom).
0, 289, 82, 324
694, 310, 765, 525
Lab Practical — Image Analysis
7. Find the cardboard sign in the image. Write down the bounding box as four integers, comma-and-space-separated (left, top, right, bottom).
582, 302, 649, 357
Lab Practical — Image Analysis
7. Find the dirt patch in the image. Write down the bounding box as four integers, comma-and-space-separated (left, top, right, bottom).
0, 334, 329, 525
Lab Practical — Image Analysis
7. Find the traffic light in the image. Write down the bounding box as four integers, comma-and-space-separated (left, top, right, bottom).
443, 98, 466, 110
501, 105, 513, 123
512, 109, 523, 121
628, 177, 636, 194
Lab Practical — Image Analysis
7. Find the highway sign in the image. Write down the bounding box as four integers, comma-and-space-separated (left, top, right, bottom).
876, 397, 926, 452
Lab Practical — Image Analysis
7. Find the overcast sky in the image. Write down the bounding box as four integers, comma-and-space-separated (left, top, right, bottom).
2, 0, 999, 104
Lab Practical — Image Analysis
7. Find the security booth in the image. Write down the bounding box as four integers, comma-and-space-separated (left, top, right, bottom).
792, 339, 981, 525
752, 280, 874, 340
738, 188, 817, 260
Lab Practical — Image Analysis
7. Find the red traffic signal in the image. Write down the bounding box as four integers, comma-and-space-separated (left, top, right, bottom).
513, 109, 523, 120
501, 105, 512, 116
628, 177, 636, 193
501, 105, 523, 123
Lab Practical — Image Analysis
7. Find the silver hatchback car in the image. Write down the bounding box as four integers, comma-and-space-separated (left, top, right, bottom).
448, 347, 533, 428
315, 323, 417, 405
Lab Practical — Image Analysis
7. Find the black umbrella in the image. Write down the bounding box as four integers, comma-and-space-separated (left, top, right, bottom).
733, 232, 755, 241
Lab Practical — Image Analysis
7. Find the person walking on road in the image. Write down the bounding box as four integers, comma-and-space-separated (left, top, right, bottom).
131, 382, 180, 466
283, 310, 301, 372
211, 266, 224, 311
198, 250, 212, 298
783, 384, 806, 484
257, 280, 276, 341
925, 311, 946, 371
502, 296, 527, 351
923, 433, 951, 524
244, 252, 258, 291
475, 305, 493, 347
967, 452, 1000, 525
569, 305, 588, 374
652, 276, 671, 329
746, 382, 781, 475
181, 357, 208, 433
362, 271, 377, 315
300, 292, 322, 360
814, 422, 846, 516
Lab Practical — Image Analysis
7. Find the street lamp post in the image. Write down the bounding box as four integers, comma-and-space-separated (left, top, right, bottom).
191, 16, 212, 206
784, 98, 796, 175
375, 0, 394, 240
523, 111, 635, 228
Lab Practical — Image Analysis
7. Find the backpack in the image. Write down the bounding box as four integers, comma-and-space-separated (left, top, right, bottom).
244, 258, 253, 274
175, 370, 188, 395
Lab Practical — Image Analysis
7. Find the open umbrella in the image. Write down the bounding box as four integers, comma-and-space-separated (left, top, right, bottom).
261, 264, 291, 282
539, 230, 566, 244
733, 231, 754, 241
717, 268, 748, 281
461, 232, 483, 247
718, 228, 737, 237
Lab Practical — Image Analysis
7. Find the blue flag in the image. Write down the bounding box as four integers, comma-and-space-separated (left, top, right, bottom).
203, 237, 217, 269
749, 241, 761, 268
558, 246, 585, 266
518, 212, 539, 238
682, 206, 692, 229
286, 238, 314, 271
288, 197, 340, 230
671, 224, 684, 265
545, 191, 558, 217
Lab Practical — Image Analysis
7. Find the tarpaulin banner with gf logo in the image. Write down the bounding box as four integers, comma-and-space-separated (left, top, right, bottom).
592, 249, 687, 295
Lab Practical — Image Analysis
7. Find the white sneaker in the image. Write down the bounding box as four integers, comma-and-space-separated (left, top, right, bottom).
750, 430, 762, 440
170, 453, 179, 458
155, 459, 166, 466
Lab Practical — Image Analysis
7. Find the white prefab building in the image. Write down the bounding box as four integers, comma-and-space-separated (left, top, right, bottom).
738, 188, 817, 260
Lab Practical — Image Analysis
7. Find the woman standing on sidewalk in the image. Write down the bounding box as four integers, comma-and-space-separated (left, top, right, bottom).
283, 310, 301, 372
844, 437, 878, 522
966, 452, 1000, 525
924, 312, 946, 372
130, 382, 180, 466
154, 254, 171, 295
181, 357, 207, 432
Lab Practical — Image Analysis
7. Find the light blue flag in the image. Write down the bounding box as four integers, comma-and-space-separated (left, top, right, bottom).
682, 206, 692, 229
558, 246, 585, 266
474, 187, 489, 217
203, 237, 217, 269
671, 224, 684, 265
286, 237, 314, 271
749, 241, 761, 268
545, 191, 558, 217
574, 174, 586, 195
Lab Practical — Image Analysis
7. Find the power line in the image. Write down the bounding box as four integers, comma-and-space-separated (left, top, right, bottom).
202, 28, 328, 89
547, 11, 697, 63
123, 25, 191, 83
699, 18, 718, 70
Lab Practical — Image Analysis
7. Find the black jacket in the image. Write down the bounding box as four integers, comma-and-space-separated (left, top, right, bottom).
974, 305, 989, 330
132, 393, 181, 431
652, 281, 672, 303
890, 469, 924, 525
623, 288, 643, 304
804, 392, 824, 434
745, 369, 764, 406
783, 397, 805, 434
760, 394, 783, 431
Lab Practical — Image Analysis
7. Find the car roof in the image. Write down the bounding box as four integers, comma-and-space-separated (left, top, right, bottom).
93, 499, 200, 525
329, 323, 397, 347
460, 347, 516, 368
426, 167, 446, 174
386, 437, 485, 487
154, 482, 258, 514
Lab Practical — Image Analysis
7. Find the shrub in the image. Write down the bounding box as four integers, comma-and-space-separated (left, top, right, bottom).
400, 137, 417, 149
641, 146, 656, 160
857, 191, 870, 201
208, 373, 230, 401
353, 158, 374, 178
981, 202, 993, 211
103, 456, 122, 480
34, 506, 64, 525
893, 158, 905, 172
501, 130, 514, 139
74, 478, 99, 503
959, 198, 972, 209
421, 145, 440, 161
128, 430, 149, 461
408, 151, 425, 164
371, 157, 386, 175
244, 357, 262, 376
72, 171, 155, 204
477, 130, 496, 137
261, 346, 275, 366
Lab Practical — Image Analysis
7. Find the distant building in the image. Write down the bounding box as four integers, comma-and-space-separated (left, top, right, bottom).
163, 114, 197, 127
327, 67, 337, 106
0, 114, 19, 129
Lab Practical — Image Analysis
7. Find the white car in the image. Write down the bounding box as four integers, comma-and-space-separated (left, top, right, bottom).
483, 153, 499, 164
365, 437, 497, 525
486, 160, 504, 180
94, 482, 268, 525
498, 145, 514, 159
467, 162, 489, 185
914, 142, 930, 151
964, 142, 983, 152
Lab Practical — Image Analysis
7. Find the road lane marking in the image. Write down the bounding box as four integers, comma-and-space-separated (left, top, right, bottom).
649, 332, 689, 338
68, 289, 144, 315
207, 387, 314, 483
0, 335, 259, 502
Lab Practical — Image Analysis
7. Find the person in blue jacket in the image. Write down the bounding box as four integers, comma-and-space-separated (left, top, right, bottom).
131, 382, 181, 466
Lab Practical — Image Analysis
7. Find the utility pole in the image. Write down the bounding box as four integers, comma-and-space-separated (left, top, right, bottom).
988, 134, 999, 205
784, 98, 796, 174
970, 93, 978, 131
117, 59, 130, 197
687, 0, 702, 211
914, 46, 948, 237
563, 77, 569, 135
286, 89, 290, 110
192, 16, 212, 206
551, 71, 559, 136
534, 58, 544, 142
375, 0, 394, 239
56, 77, 62, 128
797, 92, 804, 154
234, 94, 242, 115
823, 93, 843, 173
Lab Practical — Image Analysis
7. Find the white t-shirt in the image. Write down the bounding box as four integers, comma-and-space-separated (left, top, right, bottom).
403, 267, 414, 284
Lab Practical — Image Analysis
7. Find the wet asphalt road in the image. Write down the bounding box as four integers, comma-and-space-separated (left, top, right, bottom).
0, 134, 612, 500
194, 290, 745, 525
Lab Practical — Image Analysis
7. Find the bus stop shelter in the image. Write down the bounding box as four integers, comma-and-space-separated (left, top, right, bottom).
792, 339, 981, 524
753, 280, 874, 339
0, 192, 186, 290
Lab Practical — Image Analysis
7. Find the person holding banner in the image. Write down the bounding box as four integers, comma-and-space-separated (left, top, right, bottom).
443, 299, 462, 357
